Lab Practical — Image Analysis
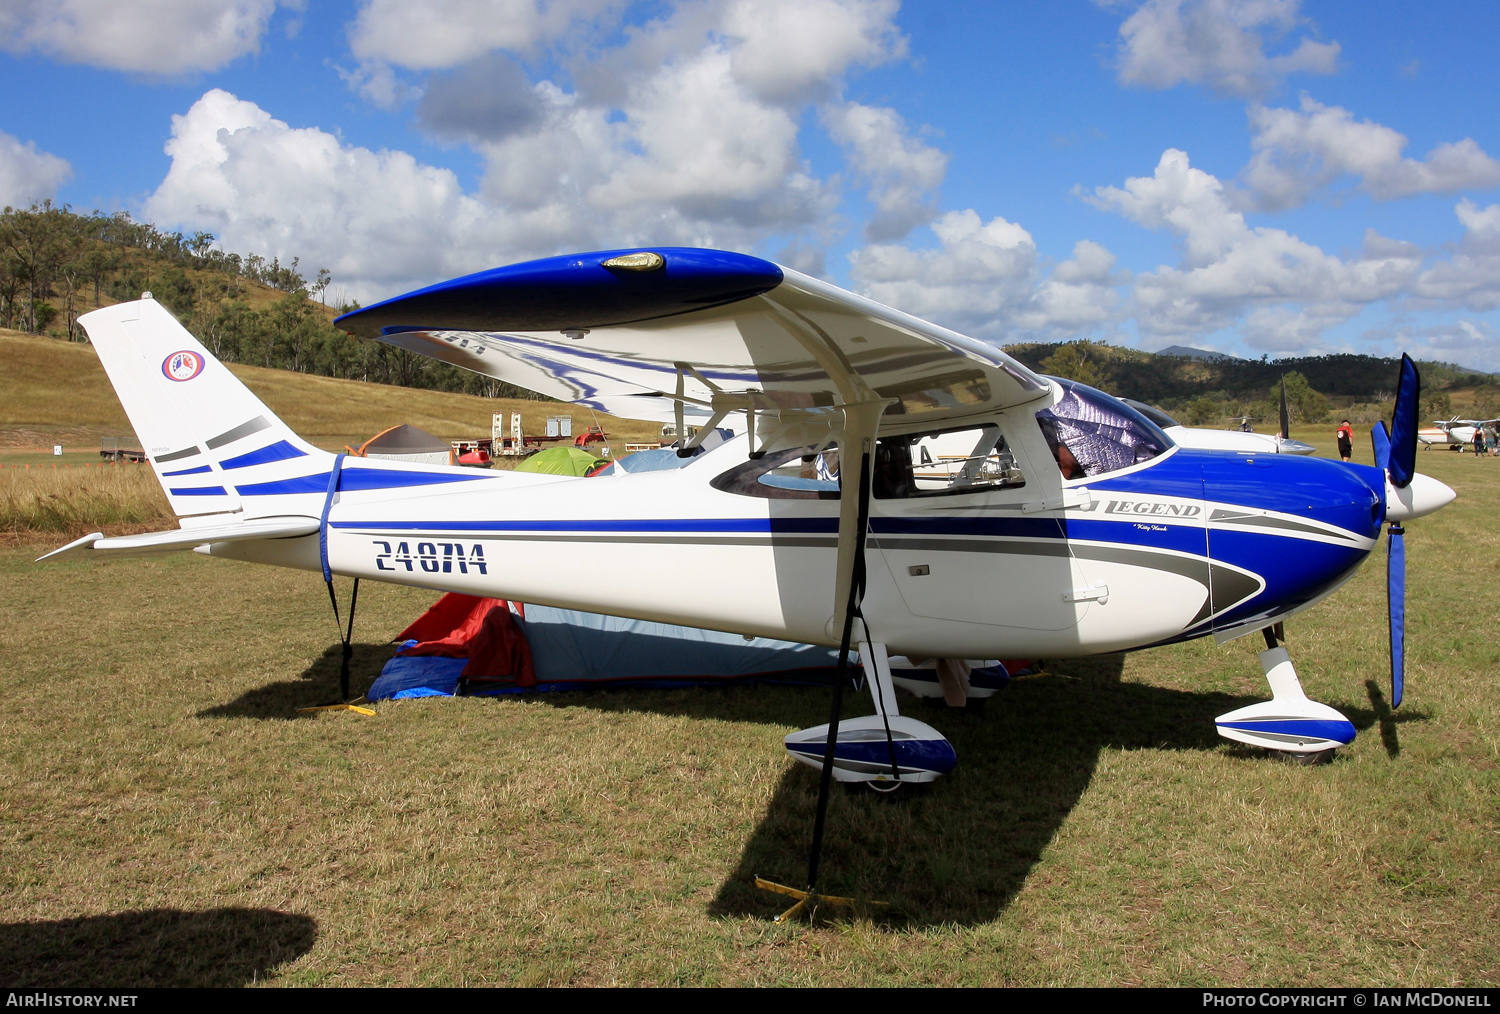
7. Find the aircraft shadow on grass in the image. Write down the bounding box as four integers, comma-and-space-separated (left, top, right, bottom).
196, 642, 396, 720
0, 907, 317, 987
200, 643, 1425, 927
515, 653, 1425, 928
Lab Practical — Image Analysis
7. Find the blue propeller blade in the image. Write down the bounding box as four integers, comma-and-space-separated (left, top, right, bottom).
1388, 354, 1420, 489
1388, 523, 1406, 708
1371, 420, 1392, 471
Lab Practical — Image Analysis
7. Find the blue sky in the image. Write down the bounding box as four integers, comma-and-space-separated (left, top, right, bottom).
3, 0, 1499, 370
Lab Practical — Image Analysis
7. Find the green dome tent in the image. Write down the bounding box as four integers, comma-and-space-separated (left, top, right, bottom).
515, 446, 603, 476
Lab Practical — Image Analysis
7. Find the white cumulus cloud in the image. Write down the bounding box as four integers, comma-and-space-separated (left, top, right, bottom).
1412, 199, 1500, 312
1088, 148, 1424, 350
0, 0, 280, 74
1244, 95, 1500, 210
723, 0, 905, 104
849, 209, 1039, 340
0, 131, 71, 208
144, 75, 843, 301
848, 215, 1130, 342
824, 101, 948, 242
144, 90, 510, 298
348, 0, 603, 70
1113, 0, 1338, 99
1019, 240, 1129, 333
228, 0, 914, 296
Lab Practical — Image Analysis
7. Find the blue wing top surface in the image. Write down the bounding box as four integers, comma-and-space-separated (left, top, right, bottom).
337, 248, 785, 338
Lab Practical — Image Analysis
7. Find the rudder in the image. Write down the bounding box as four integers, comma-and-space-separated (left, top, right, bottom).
78, 295, 331, 519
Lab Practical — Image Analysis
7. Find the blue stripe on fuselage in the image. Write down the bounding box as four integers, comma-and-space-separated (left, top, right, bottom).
330, 517, 838, 533
237, 467, 488, 496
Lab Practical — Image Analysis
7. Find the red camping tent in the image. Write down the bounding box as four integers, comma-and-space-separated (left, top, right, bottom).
397, 594, 535, 687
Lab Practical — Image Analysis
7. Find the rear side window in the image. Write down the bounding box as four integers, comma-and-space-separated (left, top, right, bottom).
711, 445, 841, 500
1036, 379, 1173, 480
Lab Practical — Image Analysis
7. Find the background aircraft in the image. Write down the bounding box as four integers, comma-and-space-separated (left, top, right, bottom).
1121, 399, 1317, 456
1418, 418, 1498, 450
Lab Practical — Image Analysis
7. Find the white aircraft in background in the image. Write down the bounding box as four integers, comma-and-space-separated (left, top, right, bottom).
1418, 418, 1497, 450
40, 247, 1454, 903
1121, 400, 1317, 456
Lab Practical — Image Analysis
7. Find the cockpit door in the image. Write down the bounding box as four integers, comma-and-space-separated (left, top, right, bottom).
876, 417, 1096, 631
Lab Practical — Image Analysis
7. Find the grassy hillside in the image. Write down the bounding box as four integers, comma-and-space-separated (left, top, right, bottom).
0, 204, 543, 401
0, 331, 661, 453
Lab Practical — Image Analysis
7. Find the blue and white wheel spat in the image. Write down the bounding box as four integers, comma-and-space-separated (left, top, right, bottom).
785, 716, 957, 782
1214, 646, 1356, 753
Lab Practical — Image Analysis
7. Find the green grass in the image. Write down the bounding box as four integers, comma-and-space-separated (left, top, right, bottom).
0, 429, 1496, 986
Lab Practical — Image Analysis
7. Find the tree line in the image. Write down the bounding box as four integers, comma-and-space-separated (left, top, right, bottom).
1022, 339, 1496, 427
0, 201, 546, 401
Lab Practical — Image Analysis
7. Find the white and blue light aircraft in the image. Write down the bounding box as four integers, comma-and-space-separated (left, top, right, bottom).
45, 248, 1454, 813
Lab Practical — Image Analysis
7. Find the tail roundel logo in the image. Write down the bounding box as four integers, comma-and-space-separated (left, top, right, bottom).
162, 350, 204, 382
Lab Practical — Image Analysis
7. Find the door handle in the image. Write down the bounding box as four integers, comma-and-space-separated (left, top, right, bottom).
1063, 582, 1109, 605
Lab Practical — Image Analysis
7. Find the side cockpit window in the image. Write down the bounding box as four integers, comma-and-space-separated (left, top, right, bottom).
1036, 379, 1173, 480
873, 424, 1025, 499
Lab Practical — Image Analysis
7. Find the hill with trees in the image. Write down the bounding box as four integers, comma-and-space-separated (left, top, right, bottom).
1010, 340, 1497, 427
0, 201, 543, 401
5, 202, 1494, 427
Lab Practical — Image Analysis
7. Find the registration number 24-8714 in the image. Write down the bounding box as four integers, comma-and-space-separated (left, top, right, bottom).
373, 540, 488, 575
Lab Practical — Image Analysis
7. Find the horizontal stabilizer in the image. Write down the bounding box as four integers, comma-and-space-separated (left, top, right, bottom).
37, 516, 319, 562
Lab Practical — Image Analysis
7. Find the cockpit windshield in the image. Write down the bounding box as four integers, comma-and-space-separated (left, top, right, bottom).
1035, 378, 1173, 479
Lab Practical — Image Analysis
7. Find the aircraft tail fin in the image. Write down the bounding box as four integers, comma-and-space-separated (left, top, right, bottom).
78, 295, 333, 520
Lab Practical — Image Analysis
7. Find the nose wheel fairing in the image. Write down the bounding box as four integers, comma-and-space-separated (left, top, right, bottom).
1215, 645, 1356, 754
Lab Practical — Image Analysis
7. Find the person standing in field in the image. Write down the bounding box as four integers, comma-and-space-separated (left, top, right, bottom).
1474, 425, 1485, 457
1337, 419, 1353, 462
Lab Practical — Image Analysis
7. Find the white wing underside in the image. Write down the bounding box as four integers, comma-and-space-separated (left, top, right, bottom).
367, 268, 1049, 432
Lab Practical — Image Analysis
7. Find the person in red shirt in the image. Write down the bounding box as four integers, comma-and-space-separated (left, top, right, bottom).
1336, 419, 1353, 462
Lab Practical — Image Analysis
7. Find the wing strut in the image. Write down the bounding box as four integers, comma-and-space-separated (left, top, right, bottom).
805, 399, 890, 898
805, 432, 871, 897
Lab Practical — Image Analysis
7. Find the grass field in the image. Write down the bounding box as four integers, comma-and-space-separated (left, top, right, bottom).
0, 331, 662, 456
0, 428, 1496, 986
0, 331, 661, 539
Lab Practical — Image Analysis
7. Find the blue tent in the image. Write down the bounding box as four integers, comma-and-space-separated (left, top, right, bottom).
368, 603, 845, 700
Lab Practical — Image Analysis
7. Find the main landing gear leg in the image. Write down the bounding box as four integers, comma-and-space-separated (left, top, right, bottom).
1213, 626, 1354, 759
